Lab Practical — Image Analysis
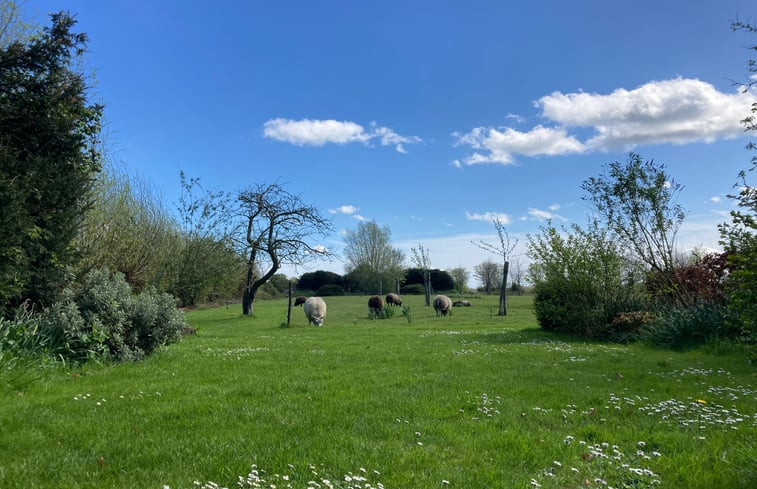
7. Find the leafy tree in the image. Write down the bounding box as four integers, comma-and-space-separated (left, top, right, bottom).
268, 273, 291, 294
474, 259, 501, 294
0, 12, 103, 314
718, 19, 757, 338
448, 267, 469, 295
581, 153, 686, 304
171, 173, 242, 307
429, 269, 455, 291
76, 163, 178, 291
297, 270, 343, 292
343, 221, 404, 293
472, 219, 518, 315
238, 183, 332, 315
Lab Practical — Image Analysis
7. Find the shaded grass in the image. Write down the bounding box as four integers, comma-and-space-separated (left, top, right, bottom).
0, 294, 755, 488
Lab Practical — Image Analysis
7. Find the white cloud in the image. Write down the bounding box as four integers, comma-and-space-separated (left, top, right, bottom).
538, 78, 755, 151
528, 207, 567, 221
329, 205, 360, 215
453, 125, 586, 165
263, 118, 420, 153
353, 214, 366, 221
465, 211, 512, 224
454, 78, 757, 164
548, 203, 561, 211
709, 196, 722, 203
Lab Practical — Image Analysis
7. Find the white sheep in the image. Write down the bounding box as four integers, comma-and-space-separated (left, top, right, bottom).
433, 294, 452, 316
303, 297, 327, 326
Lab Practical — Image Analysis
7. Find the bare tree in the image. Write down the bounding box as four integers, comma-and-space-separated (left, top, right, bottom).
238, 183, 332, 316
473, 259, 500, 294
0, 1, 35, 47
510, 256, 526, 295
410, 243, 432, 305
472, 219, 518, 316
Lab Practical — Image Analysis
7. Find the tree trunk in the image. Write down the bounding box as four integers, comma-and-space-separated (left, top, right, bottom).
243, 286, 256, 315
424, 270, 431, 306
498, 261, 509, 316
287, 282, 292, 326
242, 259, 256, 315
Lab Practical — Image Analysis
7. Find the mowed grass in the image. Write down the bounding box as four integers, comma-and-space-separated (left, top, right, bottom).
1, 294, 755, 488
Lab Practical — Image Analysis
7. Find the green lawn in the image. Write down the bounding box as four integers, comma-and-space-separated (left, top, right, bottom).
1, 294, 755, 488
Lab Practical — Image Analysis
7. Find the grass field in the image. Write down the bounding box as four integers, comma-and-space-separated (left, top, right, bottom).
1, 294, 755, 488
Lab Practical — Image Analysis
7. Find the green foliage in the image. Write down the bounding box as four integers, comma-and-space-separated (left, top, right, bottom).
400, 283, 425, 295
641, 304, 731, 350
368, 305, 395, 320
268, 274, 291, 294
171, 173, 242, 307
0, 306, 48, 392
528, 222, 645, 337
718, 108, 756, 337
0, 12, 103, 314
41, 268, 186, 362
343, 221, 405, 293
76, 164, 179, 292
314, 284, 345, 296
404, 267, 455, 291
581, 153, 686, 304
297, 270, 343, 291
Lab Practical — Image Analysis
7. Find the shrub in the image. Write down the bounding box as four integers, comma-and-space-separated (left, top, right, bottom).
641, 304, 730, 350
41, 269, 187, 362
401, 283, 425, 295
315, 284, 345, 296
646, 251, 729, 307
528, 222, 645, 338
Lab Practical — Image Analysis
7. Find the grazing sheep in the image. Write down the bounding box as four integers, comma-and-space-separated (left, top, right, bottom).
385, 293, 402, 307
368, 295, 384, 318
433, 294, 452, 316
294, 295, 307, 307
452, 300, 471, 307
303, 297, 327, 326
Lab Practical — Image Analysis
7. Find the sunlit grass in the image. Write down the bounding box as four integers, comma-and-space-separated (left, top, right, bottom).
0, 294, 754, 488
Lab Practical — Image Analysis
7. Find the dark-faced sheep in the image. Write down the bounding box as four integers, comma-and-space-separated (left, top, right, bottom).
452, 300, 471, 307
303, 297, 327, 326
386, 293, 402, 307
294, 296, 307, 307
433, 294, 452, 316
368, 295, 384, 318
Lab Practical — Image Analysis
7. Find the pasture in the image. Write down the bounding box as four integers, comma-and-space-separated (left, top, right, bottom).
1, 294, 755, 488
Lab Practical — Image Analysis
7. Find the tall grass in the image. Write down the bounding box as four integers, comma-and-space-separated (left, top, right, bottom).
0, 295, 754, 488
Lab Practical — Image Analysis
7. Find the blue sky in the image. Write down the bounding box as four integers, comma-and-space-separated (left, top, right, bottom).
25, 0, 757, 284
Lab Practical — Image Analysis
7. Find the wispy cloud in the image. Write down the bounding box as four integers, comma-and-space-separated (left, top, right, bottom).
465, 211, 512, 224
263, 118, 420, 153
329, 205, 360, 215
328, 204, 366, 221
454, 78, 757, 165
709, 196, 722, 203
527, 207, 567, 221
